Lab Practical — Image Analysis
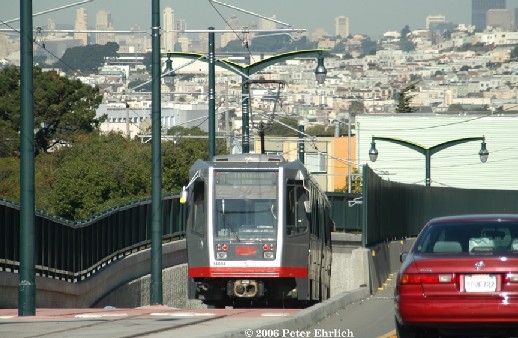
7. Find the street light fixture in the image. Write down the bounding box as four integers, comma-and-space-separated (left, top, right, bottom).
369, 136, 488, 186
479, 141, 489, 163
315, 51, 327, 85
163, 55, 174, 88
369, 141, 379, 162
166, 49, 328, 154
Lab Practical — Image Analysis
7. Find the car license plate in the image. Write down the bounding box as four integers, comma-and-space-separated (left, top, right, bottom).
464, 274, 496, 292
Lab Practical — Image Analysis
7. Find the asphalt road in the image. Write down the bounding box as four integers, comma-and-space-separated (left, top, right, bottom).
310, 273, 397, 338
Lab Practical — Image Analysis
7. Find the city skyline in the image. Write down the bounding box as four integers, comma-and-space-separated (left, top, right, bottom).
5, 0, 518, 40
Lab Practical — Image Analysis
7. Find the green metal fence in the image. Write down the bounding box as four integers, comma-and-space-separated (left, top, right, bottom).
362, 165, 518, 246
326, 192, 362, 232
0, 194, 185, 282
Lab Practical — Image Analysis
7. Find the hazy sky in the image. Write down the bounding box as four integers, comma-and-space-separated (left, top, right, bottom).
3, 0, 518, 39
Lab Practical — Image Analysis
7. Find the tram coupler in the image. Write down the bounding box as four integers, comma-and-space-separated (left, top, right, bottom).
227, 280, 264, 298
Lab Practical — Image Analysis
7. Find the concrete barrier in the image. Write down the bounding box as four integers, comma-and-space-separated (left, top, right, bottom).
0, 240, 188, 308
367, 238, 416, 293
211, 287, 371, 338
0, 235, 414, 309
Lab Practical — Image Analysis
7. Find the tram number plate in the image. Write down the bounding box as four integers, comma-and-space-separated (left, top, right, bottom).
464, 274, 496, 292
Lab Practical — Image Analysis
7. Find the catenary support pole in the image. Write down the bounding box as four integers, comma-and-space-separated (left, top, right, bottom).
19, 0, 36, 317
208, 27, 216, 160
150, 0, 163, 305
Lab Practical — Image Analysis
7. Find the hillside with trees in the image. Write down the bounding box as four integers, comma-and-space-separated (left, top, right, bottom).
54, 42, 120, 75
0, 66, 225, 219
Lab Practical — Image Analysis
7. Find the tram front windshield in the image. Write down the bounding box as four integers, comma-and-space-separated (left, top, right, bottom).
214, 171, 277, 241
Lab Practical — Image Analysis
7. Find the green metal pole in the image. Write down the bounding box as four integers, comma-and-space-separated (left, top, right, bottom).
425, 149, 431, 187
150, 0, 163, 305
19, 0, 36, 317
242, 72, 250, 153
208, 27, 216, 160
298, 125, 304, 163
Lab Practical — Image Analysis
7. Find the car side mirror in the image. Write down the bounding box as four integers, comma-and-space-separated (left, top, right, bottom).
400, 252, 408, 263
180, 187, 188, 204
304, 201, 311, 213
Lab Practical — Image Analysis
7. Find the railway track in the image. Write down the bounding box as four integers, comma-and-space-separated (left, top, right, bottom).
0, 307, 301, 338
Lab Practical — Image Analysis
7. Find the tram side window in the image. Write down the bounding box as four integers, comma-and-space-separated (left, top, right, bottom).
286, 180, 309, 236
189, 181, 205, 235
310, 188, 320, 237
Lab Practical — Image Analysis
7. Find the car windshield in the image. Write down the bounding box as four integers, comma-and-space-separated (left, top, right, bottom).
414, 221, 518, 255
214, 171, 277, 241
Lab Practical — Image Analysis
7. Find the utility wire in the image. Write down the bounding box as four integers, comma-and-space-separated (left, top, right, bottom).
208, 0, 256, 64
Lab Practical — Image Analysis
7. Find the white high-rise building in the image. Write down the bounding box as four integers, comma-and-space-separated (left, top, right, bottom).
74, 8, 88, 45
335, 16, 349, 38
487, 9, 514, 31
163, 7, 175, 52
221, 16, 240, 48
426, 15, 446, 30
96, 10, 115, 45
258, 15, 277, 30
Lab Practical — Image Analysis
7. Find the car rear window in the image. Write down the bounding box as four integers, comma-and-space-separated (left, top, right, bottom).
414, 221, 518, 255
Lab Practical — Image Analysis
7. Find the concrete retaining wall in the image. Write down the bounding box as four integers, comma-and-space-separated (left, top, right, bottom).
0, 236, 416, 309
0, 240, 187, 308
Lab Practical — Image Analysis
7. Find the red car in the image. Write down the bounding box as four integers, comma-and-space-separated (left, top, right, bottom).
395, 215, 518, 338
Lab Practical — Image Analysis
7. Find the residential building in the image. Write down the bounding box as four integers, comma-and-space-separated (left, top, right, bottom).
96, 102, 209, 140
253, 135, 357, 192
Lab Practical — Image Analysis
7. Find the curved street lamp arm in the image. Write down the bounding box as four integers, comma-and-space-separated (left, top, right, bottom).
165, 49, 331, 76
429, 137, 485, 156
371, 136, 427, 155
166, 51, 247, 74
245, 49, 330, 74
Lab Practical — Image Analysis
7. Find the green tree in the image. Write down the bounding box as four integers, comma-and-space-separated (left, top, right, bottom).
163, 126, 228, 192
55, 42, 119, 75
511, 46, 518, 62
360, 38, 377, 56
335, 168, 362, 194
49, 132, 153, 219
264, 117, 300, 136
0, 66, 22, 157
399, 25, 415, 52
0, 157, 20, 201
395, 82, 417, 113
447, 104, 464, 112
221, 35, 311, 53
305, 124, 348, 136
349, 101, 365, 114
0, 66, 104, 155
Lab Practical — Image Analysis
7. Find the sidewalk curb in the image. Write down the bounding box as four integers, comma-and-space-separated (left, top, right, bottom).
214, 287, 370, 338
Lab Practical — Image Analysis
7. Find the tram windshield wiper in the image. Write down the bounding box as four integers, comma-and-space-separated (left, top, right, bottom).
232, 230, 240, 242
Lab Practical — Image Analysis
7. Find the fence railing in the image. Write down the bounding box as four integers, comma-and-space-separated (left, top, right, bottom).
0, 191, 360, 282
326, 192, 362, 232
362, 165, 518, 246
0, 194, 185, 282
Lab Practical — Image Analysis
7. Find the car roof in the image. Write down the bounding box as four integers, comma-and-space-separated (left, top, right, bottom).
427, 214, 518, 225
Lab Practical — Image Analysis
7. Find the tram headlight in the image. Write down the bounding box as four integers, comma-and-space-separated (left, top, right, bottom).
264, 252, 275, 259
216, 251, 227, 259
